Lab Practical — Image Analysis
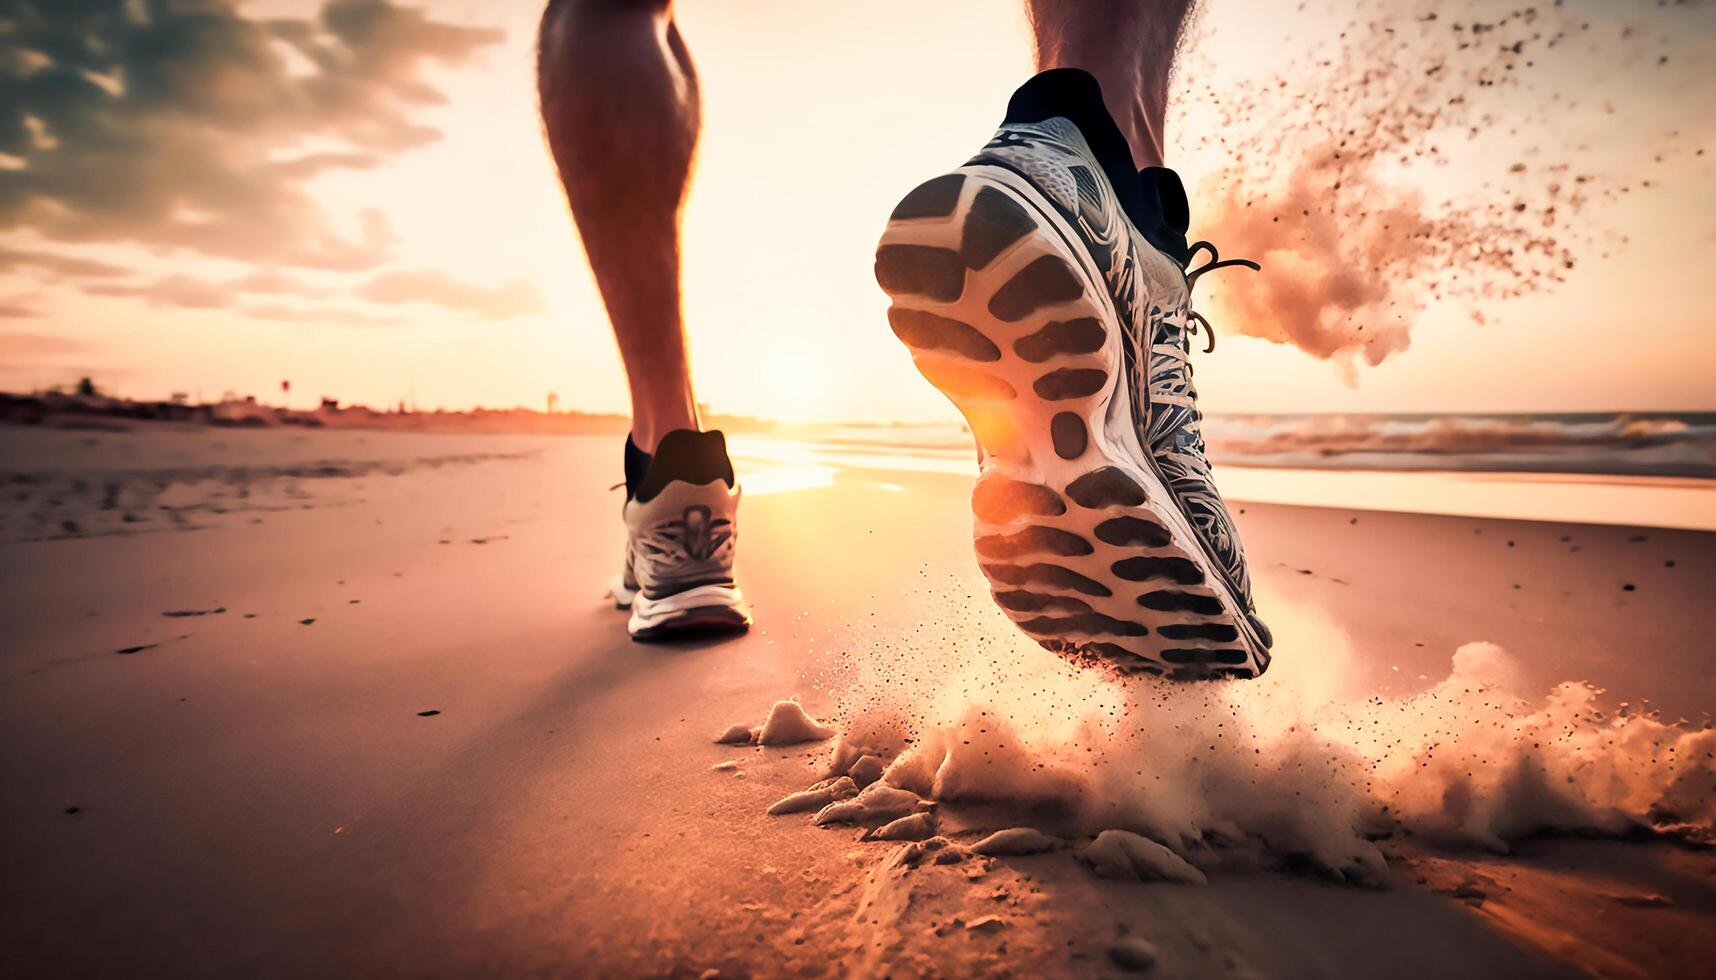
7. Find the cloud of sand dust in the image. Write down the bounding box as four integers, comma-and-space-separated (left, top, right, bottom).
1171, 0, 1709, 373
808, 579, 1714, 879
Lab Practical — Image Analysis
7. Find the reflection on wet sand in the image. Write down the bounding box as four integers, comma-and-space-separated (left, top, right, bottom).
729, 433, 1716, 530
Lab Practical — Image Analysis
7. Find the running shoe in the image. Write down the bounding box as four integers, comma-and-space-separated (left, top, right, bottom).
874, 68, 1272, 678
609, 429, 751, 641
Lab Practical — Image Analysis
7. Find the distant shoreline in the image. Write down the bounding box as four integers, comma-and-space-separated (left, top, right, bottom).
5, 389, 1714, 481
0, 389, 776, 438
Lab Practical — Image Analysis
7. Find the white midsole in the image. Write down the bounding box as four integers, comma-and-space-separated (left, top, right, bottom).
628, 583, 748, 631
609, 574, 638, 609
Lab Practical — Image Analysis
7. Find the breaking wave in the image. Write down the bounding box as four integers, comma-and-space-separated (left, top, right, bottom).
799, 412, 1716, 478
1202, 411, 1716, 477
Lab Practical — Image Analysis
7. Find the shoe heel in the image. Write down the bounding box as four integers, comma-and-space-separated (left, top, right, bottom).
876, 172, 1114, 467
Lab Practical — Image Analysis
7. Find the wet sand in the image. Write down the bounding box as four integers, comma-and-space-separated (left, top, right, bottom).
1, 426, 1712, 978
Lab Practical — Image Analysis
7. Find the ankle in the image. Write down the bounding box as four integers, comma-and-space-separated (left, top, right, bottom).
629, 406, 701, 454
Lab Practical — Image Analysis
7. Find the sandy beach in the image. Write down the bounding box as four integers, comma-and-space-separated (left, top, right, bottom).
2, 424, 1713, 978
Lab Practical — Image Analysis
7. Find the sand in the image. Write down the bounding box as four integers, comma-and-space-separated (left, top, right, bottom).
1108, 934, 1160, 972
2, 425, 1713, 978
755, 700, 838, 745
712, 700, 836, 746
1077, 831, 1209, 886
971, 828, 1062, 856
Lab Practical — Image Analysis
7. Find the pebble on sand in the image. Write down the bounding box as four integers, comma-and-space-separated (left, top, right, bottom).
710, 760, 739, 772
1607, 892, 1675, 908
767, 776, 858, 816
846, 754, 887, 787
892, 836, 971, 868
713, 723, 753, 745
971, 827, 1061, 856
1076, 830, 1207, 886
1109, 936, 1159, 972
755, 700, 836, 745
868, 811, 936, 842
814, 782, 921, 826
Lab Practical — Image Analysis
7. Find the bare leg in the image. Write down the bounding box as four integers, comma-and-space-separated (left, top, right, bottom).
538, 0, 700, 452
1025, 0, 1197, 169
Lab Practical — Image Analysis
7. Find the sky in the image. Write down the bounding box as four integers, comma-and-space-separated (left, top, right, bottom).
0, 0, 1711, 421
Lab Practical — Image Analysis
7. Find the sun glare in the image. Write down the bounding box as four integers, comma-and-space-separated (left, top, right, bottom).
764, 347, 825, 423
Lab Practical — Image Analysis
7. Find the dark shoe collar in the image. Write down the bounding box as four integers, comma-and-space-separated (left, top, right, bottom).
1002, 68, 1193, 266
628, 429, 734, 503
1138, 167, 1191, 266
1003, 68, 1148, 226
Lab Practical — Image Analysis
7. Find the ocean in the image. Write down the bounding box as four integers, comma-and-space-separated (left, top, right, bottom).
729, 412, 1716, 531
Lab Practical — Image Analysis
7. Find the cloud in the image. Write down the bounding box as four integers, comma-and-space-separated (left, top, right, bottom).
0, 1, 501, 270
229, 270, 328, 297
355, 269, 547, 319
0, 297, 44, 318
0, 246, 130, 279
0, 330, 95, 355
86, 275, 235, 310
243, 303, 401, 328
74, 266, 532, 322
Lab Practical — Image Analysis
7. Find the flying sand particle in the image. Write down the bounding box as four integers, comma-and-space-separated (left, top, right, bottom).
1176, 0, 1693, 373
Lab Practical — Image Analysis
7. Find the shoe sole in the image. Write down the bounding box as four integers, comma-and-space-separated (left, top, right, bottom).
629, 583, 752, 643
875, 165, 1271, 679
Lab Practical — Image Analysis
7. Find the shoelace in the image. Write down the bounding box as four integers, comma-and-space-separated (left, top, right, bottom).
1179, 241, 1260, 355
1147, 240, 1260, 473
